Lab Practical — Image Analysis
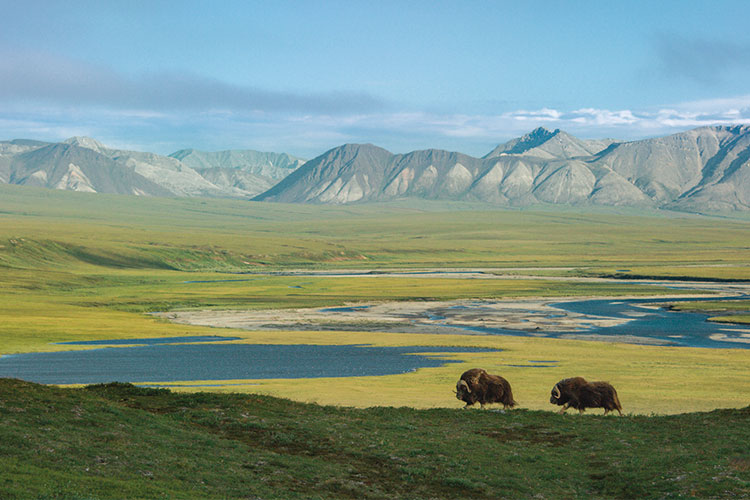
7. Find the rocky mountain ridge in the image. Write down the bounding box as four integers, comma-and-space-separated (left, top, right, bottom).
0, 139, 306, 199
483, 127, 616, 160
256, 125, 750, 211
2, 126, 749, 212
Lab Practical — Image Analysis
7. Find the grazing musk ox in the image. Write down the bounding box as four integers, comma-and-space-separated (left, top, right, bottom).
550, 377, 623, 415
455, 368, 517, 409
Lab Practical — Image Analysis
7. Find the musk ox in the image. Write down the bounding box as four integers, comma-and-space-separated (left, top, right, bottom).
550, 377, 623, 416
455, 368, 516, 409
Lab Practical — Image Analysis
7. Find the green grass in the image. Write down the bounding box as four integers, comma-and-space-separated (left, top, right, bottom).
669, 300, 750, 325
2, 183, 750, 276
670, 301, 750, 313
1, 379, 749, 500
712, 315, 750, 324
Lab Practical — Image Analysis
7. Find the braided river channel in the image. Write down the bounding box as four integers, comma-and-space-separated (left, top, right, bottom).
1, 277, 748, 385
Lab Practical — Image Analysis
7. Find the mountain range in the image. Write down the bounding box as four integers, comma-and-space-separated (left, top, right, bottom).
257, 125, 750, 212
0, 137, 306, 199
2, 125, 749, 212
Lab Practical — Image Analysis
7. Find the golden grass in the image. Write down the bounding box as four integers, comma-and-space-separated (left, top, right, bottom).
711, 315, 750, 324
138, 328, 750, 415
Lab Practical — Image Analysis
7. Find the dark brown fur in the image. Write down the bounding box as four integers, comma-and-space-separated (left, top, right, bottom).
455, 368, 516, 409
550, 376, 623, 415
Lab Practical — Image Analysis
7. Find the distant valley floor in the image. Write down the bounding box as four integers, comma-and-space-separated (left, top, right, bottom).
158, 278, 750, 349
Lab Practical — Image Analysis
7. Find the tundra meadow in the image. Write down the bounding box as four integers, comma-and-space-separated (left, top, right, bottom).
1, 184, 749, 498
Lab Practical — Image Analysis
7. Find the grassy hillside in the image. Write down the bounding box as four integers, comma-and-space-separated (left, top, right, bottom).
2, 184, 750, 275
1, 379, 749, 500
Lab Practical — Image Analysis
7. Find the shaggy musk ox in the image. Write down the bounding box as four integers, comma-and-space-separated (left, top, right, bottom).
455, 368, 516, 409
550, 377, 623, 415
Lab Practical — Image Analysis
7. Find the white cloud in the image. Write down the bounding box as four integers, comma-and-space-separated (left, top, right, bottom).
3, 87, 750, 157
566, 109, 639, 126
674, 94, 750, 113
300, 98, 750, 146
505, 108, 562, 121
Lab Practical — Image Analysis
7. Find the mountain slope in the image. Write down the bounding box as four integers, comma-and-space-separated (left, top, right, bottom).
0, 140, 51, 184
169, 148, 305, 198
191, 167, 275, 198
256, 143, 393, 203
170, 148, 304, 180
484, 127, 615, 160
7, 143, 172, 196
256, 125, 750, 211
1, 138, 302, 199
666, 125, 750, 211
255, 144, 511, 204
61, 140, 229, 198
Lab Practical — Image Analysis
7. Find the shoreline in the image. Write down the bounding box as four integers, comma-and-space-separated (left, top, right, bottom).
154, 285, 750, 347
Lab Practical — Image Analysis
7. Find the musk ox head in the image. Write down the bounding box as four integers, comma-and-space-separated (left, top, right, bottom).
550, 383, 561, 404
455, 379, 476, 404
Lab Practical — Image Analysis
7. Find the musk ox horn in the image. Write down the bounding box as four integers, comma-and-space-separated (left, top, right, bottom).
459, 380, 471, 393
553, 384, 561, 399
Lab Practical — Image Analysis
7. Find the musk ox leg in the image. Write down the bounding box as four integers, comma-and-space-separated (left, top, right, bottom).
578, 408, 585, 415
558, 403, 569, 415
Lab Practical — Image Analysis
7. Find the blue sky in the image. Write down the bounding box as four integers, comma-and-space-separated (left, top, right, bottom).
1, 0, 750, 158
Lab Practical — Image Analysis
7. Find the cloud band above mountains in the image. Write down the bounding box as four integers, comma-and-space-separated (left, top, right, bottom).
0, 48, 383, 114
2, 47, 750, 156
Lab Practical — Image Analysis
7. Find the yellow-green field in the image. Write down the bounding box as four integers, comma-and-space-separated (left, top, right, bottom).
670, 300, 750, 325
1, 184, 750, 415
141, 329, 750, 415
2, 184, 750, 276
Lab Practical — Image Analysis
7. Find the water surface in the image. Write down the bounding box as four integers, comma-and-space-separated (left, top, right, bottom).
0, 344, 499, 385
57, 336, 242, 346
447, 296, 750, 349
